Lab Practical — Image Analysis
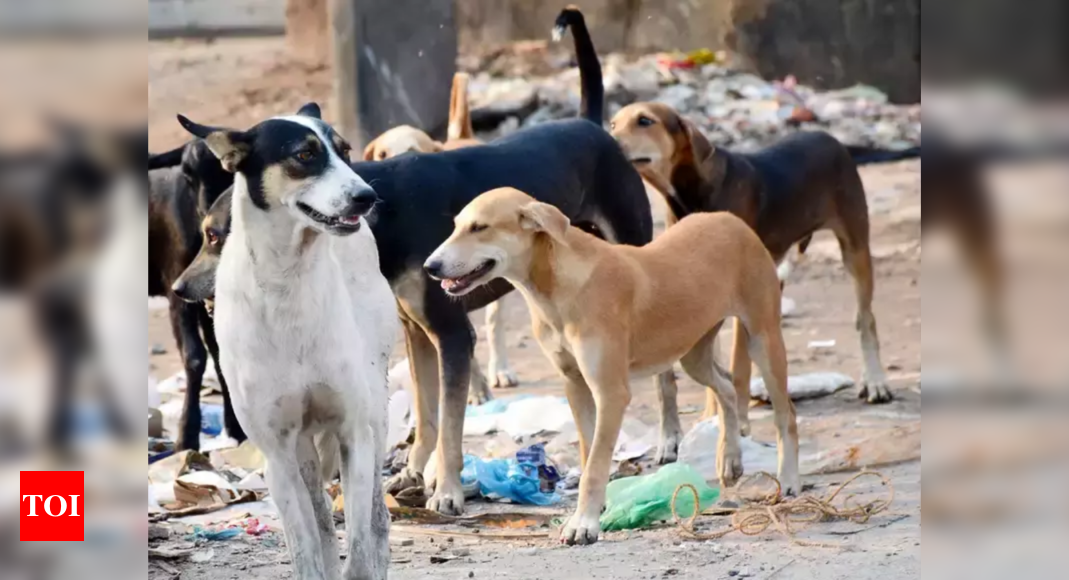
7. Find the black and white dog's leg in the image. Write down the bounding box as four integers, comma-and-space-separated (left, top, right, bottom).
340, 420, 382, 580
485, 297, 519, 388
264, 436, 330, 580
467, 356, 493, 406
297, 434, 339, 580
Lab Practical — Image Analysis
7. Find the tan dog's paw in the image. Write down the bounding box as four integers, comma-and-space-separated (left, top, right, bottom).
655, 429, 680, 465
780, 472, 801, 497
560, 513, 601, 546
858, 377, 893, 404
490, 369, 519, 389
426, 480, 465, 516
718, 450, 743, 489
383, 467, 424, 496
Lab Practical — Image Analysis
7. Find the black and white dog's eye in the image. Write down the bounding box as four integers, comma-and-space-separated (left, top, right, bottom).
296, 150, 315, 162
637, 116, 654, 127
338, 144, 352, 161
469, 223, 487, 233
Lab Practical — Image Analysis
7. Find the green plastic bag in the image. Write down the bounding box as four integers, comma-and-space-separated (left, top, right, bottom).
600, 463, 719, 531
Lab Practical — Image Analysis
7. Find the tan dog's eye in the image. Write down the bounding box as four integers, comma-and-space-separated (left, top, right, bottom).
469, 223, 487, 234
378, 150, 388, 160
637, 116, 655, 127
206, 230, 219, 246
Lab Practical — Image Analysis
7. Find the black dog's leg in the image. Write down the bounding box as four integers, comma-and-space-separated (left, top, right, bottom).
199, 307, 245, 443
424, 299, 477, 516
173, 299, 207, 451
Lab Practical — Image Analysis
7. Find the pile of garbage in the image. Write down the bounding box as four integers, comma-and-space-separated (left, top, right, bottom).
464, 45, 920, 153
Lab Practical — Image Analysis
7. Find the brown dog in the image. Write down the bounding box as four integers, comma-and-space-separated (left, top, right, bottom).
361, 72, 521, 403
611, 103, 892, 445
361, 72, 482, 160
425, 187, 799, 545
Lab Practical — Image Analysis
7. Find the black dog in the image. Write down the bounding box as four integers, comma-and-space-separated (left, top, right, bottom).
172, 6, 650, 515
148, 139, 244, 450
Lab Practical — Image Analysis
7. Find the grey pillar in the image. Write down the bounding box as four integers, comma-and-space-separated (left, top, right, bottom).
332, 0, 457, 147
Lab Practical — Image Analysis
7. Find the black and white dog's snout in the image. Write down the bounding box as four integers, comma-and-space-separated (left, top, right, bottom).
340, 186, 378, 220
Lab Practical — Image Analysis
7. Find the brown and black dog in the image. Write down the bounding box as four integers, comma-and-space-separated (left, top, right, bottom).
611, 102, 904, 441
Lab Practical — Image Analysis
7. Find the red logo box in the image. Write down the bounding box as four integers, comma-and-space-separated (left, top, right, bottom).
20, 471, 84, 541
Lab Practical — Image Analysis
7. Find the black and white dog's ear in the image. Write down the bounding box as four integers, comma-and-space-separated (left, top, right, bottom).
296, 102, 322, 119
176, 114, 250, 173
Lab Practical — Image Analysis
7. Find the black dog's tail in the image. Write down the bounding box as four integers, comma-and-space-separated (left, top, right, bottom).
553, 5, 604, 125
148, 143, 186, 170
845, 145, 921, 166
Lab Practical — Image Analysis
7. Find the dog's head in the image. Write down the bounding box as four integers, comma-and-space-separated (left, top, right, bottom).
424, 187, 569, 296
610, 102, 712, 182
181, 140, 234, 213
171, 188, 232, 313
362, 125, 442, 161
176, 103, 376, 236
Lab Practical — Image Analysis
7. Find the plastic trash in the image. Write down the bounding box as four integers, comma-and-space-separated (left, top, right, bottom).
200, 404, 223, 436
460, 452, 560, 506
677, 420, 779, 482
750, 371, 854, 402
187, 525, 242, 542
462, 395, 572, 437
600, 463, 719, 531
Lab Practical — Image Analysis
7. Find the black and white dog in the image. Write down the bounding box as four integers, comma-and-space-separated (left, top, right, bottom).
178, 104, 397, 580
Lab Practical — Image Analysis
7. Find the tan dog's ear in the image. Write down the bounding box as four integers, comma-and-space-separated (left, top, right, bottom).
362, 141, 378, 161
519, 201, 570, 241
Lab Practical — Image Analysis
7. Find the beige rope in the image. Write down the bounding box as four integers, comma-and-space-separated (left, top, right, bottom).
670, 471, 895, 547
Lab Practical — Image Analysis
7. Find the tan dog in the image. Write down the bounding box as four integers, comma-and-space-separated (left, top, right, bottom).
612, 102, 892, 446
361, 72, 482, 160
425, 187, 799, 545
362, 72, 521, 402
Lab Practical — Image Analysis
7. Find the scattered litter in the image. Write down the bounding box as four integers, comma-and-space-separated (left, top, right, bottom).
802, 424, 921, 475
462, 395, 572, 437
189, 548, 215, 563
187, 525, 242, 542
807, 339, 836, 350
610, 459, 643, 481
430, 554, 458, 564
460, 450, 560, 506
780, 297, 797, 318
678, 420, 780, 481
750, 372, 854, 402
148, 547, 194, 560
239, 517, 270, 536
151, 343, 167, 355
601, 463, 719, 531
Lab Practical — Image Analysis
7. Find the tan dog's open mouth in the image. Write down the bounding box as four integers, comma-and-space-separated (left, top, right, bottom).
438, 260, 495, 295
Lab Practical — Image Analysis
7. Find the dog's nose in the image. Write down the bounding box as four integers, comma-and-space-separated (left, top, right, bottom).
342, 186, 378, 217
171, 279, 189, 301
424, 259, 444, 279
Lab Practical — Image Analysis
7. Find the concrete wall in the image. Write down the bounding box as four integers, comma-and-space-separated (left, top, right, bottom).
144, 0, 921, 103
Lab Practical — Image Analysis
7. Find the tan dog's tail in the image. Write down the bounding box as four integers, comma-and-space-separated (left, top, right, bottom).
447, 72, 474, 141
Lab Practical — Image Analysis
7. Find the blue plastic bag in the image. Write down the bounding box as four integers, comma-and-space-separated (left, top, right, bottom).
200, 404, 223, 436
460, 454, 560, 506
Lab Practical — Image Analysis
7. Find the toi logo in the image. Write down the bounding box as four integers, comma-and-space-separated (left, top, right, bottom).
20, 471, 84, 541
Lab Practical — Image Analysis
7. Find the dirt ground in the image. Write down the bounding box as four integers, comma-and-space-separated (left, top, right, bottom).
147, 37, 921, 579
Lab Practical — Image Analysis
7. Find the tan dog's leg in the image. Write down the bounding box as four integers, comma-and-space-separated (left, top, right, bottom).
837, 231, 892, 403
730, 319, 753, 436
562, 341, 630, 546
681, 326, 743, 489
384, 320, 439, 494
654, 371, 682, 464
746, 326, 800, 495
560, 360, 596, 470
485, 298, 519, 388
